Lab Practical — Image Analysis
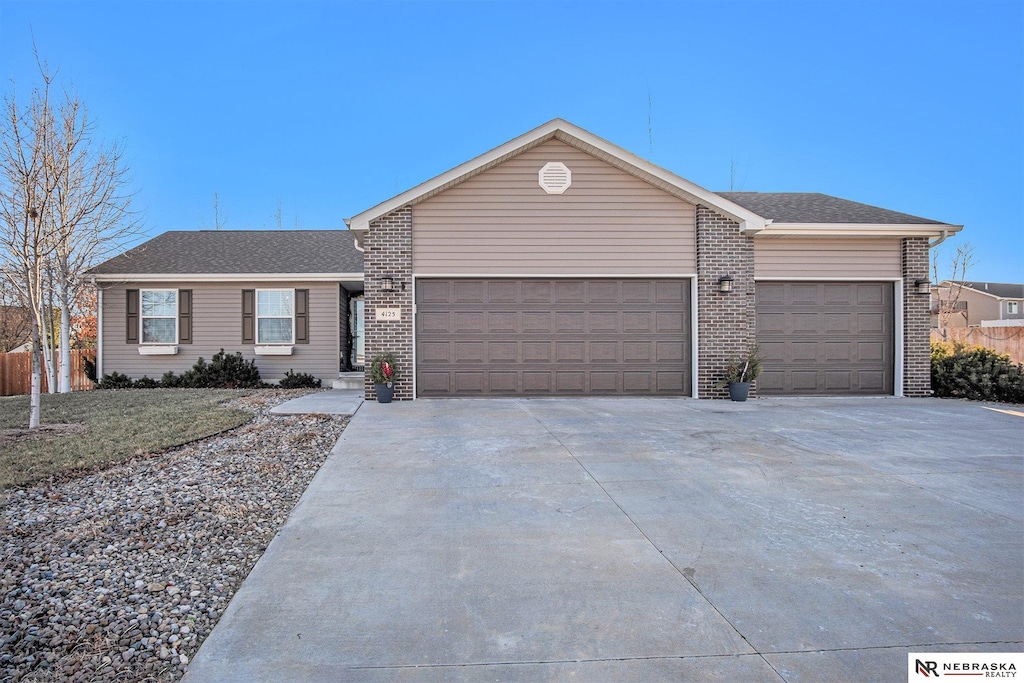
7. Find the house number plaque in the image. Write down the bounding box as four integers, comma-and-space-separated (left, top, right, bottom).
375, 307, 402, 321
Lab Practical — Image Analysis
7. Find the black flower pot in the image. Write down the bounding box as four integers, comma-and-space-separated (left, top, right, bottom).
374, 383, 394, 404
728, 382, 751, 402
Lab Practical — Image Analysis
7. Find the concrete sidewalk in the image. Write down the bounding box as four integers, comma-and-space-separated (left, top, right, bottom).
269, 389, 364, 416
185, 397, 1023, 682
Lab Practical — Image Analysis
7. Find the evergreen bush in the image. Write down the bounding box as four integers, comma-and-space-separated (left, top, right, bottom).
931, 341, 1024, 404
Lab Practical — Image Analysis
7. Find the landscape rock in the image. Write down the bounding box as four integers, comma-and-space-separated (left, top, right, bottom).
0, 390, 347, 682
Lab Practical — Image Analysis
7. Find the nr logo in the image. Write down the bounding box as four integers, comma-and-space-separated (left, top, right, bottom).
916, 659, 940, 677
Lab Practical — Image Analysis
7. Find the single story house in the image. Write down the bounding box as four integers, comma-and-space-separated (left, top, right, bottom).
90, 119, 962, 399
931, 281, 1024, 328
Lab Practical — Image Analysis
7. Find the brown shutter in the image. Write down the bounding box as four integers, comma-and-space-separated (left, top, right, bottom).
295, 289, 309, 344
126, 289, 139, 344
242, 289, 255, 344
178, 290, 192, 344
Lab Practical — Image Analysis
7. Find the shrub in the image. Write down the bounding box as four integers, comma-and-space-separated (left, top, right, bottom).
132, 376, 161, 389
369, 352, 397, 385
160, 371, 184, 388
931, 341, 1024, 404
97, 371, 134, 390
83, 355, 98, 383
278, 370, 322, 389
179, 349, 264, 389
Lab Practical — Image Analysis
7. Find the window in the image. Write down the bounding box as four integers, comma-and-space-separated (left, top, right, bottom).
257, 289, 294, 343
1009, 302, 1019, 315
141, 289, 177, 343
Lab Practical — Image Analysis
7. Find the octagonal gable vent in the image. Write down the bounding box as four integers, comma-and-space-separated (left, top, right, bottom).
538, 162, 572, 194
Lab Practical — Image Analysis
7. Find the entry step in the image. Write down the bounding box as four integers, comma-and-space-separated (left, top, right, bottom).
333, 371, 363, 391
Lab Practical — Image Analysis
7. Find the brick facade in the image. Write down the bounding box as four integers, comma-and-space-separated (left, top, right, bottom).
364, 207, 414, 401
696, 205, 756, 398
902, 237, 931, 397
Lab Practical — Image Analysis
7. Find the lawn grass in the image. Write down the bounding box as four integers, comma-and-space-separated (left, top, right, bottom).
0, 389, 252, 489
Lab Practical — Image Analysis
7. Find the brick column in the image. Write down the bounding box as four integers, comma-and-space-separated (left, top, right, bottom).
364, 207, 414, 401
902, 237, 931, 397
696, 206, 756, 398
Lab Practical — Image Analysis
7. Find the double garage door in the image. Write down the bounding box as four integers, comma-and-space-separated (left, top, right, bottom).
413, 279, 893, 397
416, 278, 691, 397
756, 281, 894, 395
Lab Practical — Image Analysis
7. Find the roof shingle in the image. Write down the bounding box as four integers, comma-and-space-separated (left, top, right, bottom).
89, 230, 363, 276
718, 192, 944, 225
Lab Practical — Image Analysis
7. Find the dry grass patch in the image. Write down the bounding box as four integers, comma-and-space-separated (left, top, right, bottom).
0, 389, 251, 489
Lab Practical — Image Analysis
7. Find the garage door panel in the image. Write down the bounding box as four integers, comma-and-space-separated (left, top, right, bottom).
489, 342, 517, 363
455, 312, 486, 333
454, 281, 486, 303
522, 312, 552, 333
590, 341, 620, 363
418, 278, 690, 396
757, 281, 893, 395
555, 312, 585, 333
488, 312, 518, 333
487, 281, 517, 302
555, 341, 586, 363
453, 342, 485, 363
420, 312, 450, 334
522, 342, 552, 363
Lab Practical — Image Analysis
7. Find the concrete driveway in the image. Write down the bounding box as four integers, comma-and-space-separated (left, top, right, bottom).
185, 398, 1023, 682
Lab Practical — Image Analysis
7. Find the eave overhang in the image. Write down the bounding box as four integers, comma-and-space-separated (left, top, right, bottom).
89, 272, 365, 283
755, 222, 964, 238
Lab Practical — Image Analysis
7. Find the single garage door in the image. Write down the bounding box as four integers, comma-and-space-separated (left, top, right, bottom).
416, 278, 691, 397
756, 281, 894, 395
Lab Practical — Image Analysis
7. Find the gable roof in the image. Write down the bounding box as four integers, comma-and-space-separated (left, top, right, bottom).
88, 230, 363, 281
346, 118, 767, 235
347, 119, 961, 241
949, 281, 1024, 300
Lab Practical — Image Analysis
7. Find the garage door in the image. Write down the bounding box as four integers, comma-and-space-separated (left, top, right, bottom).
416, 279, 691, 397
756, 282, 894, 395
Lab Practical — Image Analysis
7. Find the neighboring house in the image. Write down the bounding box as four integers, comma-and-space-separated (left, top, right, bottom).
0, 305, 32, 353
88, 231, 363, 384
932, 281, 1024, 328
92, 119, 963, 398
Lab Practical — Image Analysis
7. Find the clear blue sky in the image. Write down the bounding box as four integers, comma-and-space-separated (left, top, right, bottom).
1, 0, 1021, 281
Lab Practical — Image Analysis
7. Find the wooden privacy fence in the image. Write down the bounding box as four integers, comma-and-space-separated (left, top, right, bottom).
0, 349, 95, 396
932, 327, 1024, 364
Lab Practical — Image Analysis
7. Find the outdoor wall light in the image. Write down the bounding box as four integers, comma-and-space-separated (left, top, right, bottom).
380, 276, 404, 292
915, 278, 931, 295
718, 275, 734, 293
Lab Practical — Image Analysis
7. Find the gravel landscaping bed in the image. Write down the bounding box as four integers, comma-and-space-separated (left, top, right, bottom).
0, 390, 349, 682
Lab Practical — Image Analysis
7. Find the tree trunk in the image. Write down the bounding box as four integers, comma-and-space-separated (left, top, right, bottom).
59, 287, 72, 392
40, 300, 57, 394
29, 322, 41, 429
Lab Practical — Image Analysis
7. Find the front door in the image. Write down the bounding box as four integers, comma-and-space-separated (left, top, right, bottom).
350, 296, 364, 368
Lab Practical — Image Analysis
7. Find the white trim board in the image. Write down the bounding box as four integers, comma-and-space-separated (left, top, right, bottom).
91, 273, 364, 283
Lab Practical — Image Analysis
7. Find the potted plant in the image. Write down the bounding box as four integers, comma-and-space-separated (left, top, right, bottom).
369, 352, 398, 403
716, 346, 764, 402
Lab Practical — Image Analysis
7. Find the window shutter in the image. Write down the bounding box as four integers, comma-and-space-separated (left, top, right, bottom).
178, 290, 192, 344
295, 289, 309, 344
126, 289, 139, 344
242, 289, 255, 344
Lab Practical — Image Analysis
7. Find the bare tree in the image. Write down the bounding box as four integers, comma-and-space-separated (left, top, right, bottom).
48, 83, 140, 392
202, 191, 227, 230
0, 280, 32, 352
931, 242, 975, 336
0, 52, 138, 425
0, 64, 62, 426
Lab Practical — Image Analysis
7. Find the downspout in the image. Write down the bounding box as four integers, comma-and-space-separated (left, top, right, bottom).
929, 230, 950, 248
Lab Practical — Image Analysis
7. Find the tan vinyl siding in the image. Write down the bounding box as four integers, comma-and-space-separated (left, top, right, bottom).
413, 139, 696, 275
754, 238, 902, 279
100, 281, 339, 382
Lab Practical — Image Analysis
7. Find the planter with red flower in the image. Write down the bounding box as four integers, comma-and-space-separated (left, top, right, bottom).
370, 352, 398, 403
